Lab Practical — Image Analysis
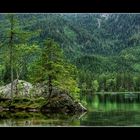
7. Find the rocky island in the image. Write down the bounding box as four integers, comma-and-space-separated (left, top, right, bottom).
0, 80, 87, 114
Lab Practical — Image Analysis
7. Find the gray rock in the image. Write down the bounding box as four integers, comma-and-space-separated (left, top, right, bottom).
0, 106, 3, 111
0, 80, 33, 98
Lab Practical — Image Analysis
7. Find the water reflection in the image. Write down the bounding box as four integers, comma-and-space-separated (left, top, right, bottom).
80, 93, 140, 126
1, 93, 140, 126
0, 111, 86, 126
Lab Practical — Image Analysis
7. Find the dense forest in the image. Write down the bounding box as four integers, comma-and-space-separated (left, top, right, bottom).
0, 13, 140, 95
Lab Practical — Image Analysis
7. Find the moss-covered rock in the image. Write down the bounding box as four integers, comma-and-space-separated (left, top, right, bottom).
41, 92, 87, 114
0, 97, 48, 112
0, 81, 87, 114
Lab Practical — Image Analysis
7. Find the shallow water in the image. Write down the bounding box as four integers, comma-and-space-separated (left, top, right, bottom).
1, 93, 140, 126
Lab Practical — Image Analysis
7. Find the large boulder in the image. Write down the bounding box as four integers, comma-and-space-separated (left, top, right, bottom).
0, 81, 87, 114
41, 91, 87, 114
0, 80, 33, 98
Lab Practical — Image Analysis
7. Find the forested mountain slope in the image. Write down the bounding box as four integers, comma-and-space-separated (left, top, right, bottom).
0, 13, 140, 92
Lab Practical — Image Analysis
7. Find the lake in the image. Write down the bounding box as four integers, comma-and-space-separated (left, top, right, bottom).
1, 92, 140, 126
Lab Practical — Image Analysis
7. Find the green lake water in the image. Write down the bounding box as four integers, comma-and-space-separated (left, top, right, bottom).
1, 93, 140, 126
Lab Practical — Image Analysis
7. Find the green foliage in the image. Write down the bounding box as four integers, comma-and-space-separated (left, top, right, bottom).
27, 58, 44, 83
28, 38, 80, 99
64, 26, 77, 40
43, 39, 80, 97
0, 13, 140, 95
14, 44, 40, 80
91, 80, 99, 92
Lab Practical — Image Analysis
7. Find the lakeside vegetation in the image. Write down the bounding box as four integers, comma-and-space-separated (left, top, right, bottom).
0, 13, 140, 118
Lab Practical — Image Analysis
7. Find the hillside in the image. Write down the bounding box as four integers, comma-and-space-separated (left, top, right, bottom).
0, 13, 140, 92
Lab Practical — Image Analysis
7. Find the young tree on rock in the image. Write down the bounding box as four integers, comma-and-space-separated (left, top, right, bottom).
41, 38, 80, 99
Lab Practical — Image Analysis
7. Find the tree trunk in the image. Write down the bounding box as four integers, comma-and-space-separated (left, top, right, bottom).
15, 70, 19, 95
9, 15, 14, 99
48, 75, 52, 100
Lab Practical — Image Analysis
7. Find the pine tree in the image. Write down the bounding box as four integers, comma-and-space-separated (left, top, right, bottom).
0, 14, 38, 98
42, 38, 79, 99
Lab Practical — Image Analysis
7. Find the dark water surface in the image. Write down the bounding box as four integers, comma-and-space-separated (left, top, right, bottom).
1, 93, 140, 126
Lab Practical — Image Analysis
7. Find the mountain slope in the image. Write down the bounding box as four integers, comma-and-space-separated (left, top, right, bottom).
0, 13, 140, 91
